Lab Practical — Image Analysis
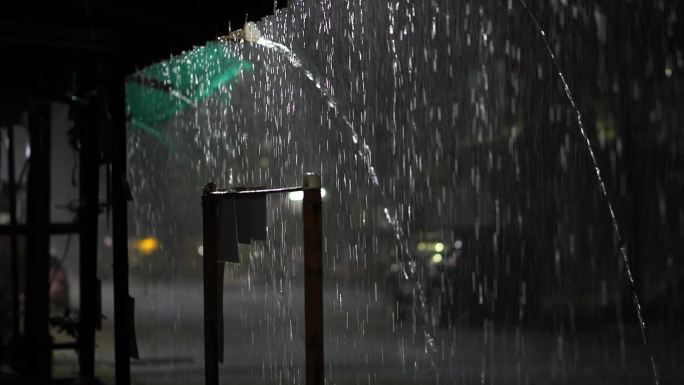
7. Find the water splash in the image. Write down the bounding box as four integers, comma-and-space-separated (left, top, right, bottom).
518, 1, 659, 384
253, 37, 440, 366
255, 38, 380, 187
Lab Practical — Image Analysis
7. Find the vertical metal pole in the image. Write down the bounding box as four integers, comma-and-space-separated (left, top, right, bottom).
111, 75, 131, 385
202, 186, 219, 385
24, 100, 52, 381
302, 173, 324, 385
6, 125, 20, 342
78, 101, 99, 379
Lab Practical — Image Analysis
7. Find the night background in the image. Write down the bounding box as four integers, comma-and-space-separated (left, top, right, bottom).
1, 1, 683, 384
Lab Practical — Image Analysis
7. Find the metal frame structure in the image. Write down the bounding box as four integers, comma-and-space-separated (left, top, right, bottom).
2, 3, 289, 384
201, 173, 324, 385
0, 98, 102, 383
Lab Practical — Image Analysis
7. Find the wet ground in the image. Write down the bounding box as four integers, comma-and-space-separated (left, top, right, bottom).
48, 279, 684, 385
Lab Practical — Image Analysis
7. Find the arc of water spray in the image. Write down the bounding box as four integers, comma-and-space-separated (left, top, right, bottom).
248, 36, 441, 368
518, 1, 659, 384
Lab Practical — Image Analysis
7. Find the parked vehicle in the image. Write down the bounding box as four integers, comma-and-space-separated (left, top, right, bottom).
385, 227, 538, 328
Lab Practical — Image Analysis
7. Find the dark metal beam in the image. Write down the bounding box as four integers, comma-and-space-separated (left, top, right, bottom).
78, 98, 100, 379
0, 223, 81, 235
111, 71, 131, 385
52, 342, 79, 350
23, 99, 52, 381
0, 22, 118, 52
208, 186, 302, 196
6, 125, 20, 343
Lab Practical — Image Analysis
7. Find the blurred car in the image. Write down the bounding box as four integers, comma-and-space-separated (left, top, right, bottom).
386, 228, 538, 328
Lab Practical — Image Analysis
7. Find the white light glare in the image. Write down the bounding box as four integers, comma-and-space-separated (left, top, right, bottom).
288, 191, 304, 201
288, 188, 327, 201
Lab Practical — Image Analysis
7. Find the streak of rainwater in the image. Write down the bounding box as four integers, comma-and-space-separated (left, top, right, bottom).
518, 1, 659, 384
253, 36, 440, 366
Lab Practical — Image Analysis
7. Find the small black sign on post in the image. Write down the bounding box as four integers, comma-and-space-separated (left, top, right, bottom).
201, 173, 324, 385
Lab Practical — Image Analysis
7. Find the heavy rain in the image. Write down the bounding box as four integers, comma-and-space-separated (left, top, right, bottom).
1, 1, 682, 385
123, 1, 682, 384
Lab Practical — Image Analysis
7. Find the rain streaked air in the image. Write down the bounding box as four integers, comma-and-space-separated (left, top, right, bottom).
2, 1, 680, 384
122, 1, 683, 384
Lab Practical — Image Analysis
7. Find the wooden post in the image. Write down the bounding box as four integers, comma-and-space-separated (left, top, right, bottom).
201, 176, 324, 385
202, 184, 219, 385
303, 173, 324, 385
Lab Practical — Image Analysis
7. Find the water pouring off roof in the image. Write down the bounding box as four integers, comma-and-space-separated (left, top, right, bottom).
220, 22, 262, 44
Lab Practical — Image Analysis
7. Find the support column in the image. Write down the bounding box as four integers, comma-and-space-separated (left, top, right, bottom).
202, 184, 219, 385
24, 100, 52, 380
78, 99, 100, 379
6, 125, 20, 343
111, 74, 131, 385
303, 173, 324, 385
